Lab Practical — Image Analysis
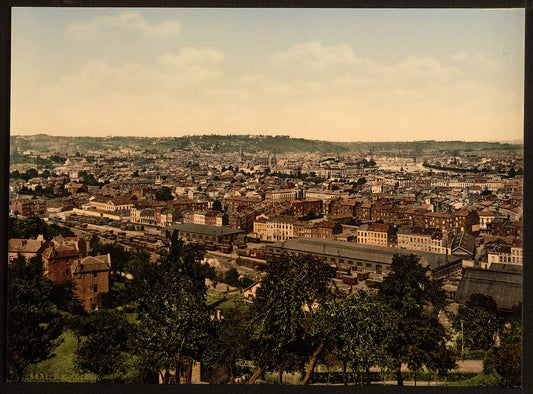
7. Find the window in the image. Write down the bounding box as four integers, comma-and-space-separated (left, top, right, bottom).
65, 269, 70, 277
93, 284, 98, 293
93, 272, 97, 278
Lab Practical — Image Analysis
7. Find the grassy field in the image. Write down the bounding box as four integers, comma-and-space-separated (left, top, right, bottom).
24, 330, 97, 383
207, 289, 250, 315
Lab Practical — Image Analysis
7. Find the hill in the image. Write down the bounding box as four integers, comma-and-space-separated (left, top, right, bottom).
10, 134, 522, 155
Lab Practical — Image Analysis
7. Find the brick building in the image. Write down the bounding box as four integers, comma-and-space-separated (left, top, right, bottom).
71, 254, 112, 312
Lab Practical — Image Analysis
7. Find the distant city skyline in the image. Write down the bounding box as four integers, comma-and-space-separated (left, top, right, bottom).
11, 8, 524, 142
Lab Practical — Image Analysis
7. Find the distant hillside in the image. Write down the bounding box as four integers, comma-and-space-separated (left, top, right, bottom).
10, 134, 522, 155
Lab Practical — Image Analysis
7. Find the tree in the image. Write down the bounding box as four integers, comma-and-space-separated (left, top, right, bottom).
508, 167, 516, 178
308, 292, 397, 385
377, 254, 455, 385
249, 254, 334, 384
75, 310, 133, 382
212, 200, 223, 211
203, 307, 252, 384
302, 211, 321, 221
452, 294, 500, 351
7, 256, 80, 381
155, 186, 173, 201
9, 216, 74, 241
133, 234, 215, 384
492, 303, 521, 386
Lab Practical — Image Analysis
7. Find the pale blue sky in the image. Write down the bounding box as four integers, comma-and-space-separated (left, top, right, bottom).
11, 8, 524, 141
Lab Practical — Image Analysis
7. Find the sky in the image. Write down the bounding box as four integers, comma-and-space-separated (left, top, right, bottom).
11, 8, 524, 142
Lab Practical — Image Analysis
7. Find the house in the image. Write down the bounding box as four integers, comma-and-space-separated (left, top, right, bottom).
11, 197, 47, 217
41, 243, 81, 283
71, 254, 112, 312
8, 235, 48, 262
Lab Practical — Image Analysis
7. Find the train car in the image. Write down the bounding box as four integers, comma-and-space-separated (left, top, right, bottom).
218, 244, 233, 253
204, 243, 217, 251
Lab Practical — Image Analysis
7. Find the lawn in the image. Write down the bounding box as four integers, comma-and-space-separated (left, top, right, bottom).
24, 330, 97, 383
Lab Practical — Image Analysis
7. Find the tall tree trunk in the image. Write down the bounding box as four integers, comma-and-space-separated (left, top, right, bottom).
228, 358, 236, 384
395, 364, 403, 386
248, 367, 264, 385
184, 363, 193, 384
343, 361, 348, 386
302, 339, 324, 385
279, 368, 283, 385
175, 354, 181, 384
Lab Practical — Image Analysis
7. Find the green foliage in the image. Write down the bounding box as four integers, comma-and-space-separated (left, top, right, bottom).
212, 200, 223, 211
74, 310, 133, 382
250, 254, 334, 377
377, 254, 455, 383
491, 308, 522, 387
132, 235, 215, 383
7, 256, 81, 381
449, 372, 505, 387
313, 292, 397, 384
24, 330, 97, 382
155, 186, 173, 201
453, 306, 498, 351
452, 294, 500, 351
78, 170, 101, 186
9, 217, 74, 241
203, 307, 252, 383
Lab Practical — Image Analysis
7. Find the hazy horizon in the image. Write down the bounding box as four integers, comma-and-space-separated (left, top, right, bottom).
11, 8, 524, 142
10, 132, 524, 145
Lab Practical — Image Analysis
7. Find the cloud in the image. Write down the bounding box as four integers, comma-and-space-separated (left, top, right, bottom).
65, 11, 181, 39
270, 41, 358, 70
158, 47, 225, 67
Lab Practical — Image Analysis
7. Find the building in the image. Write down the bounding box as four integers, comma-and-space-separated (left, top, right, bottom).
265, 238, 462, 280
88, 194, 137, 212
478, 209, 496, 232
255, 215, 298, 242
264, 189, 298, 203
356, 222, 393, 247
483, 242, 523, 269
183, 210, 227, 227
452, 209, 479, 234
397, 226, 450, 254
289, 198, 323, 217
71, 254, 112, 311
327, 199, 358, 218
455, 264, 522, 310
293, 220, 343, 240
164, 223, 244, 244
41, 243, 82, 283
8, 236, 48, 262
11, 197, 47, 217
450, 232, 476, 260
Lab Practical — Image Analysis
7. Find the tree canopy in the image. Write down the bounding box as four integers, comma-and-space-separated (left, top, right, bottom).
377, 254, 455, 385
249, 254, 334, 384
8, 256, 83, 381
132, 233, 215, 384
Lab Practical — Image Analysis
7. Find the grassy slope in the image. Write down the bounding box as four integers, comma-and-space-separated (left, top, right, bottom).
24, 330, 97, 383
